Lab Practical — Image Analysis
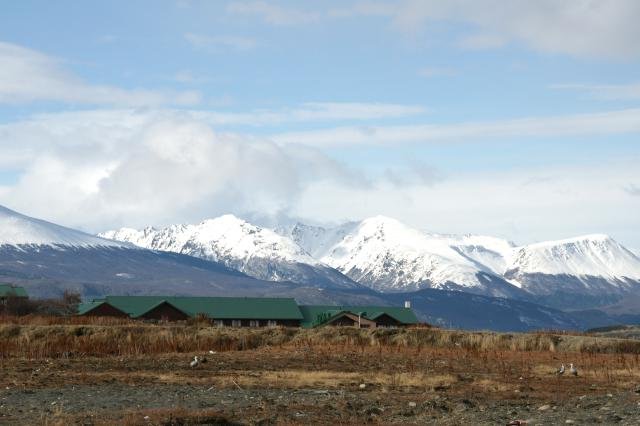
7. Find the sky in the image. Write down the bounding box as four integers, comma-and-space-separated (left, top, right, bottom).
0, 0, 639, 250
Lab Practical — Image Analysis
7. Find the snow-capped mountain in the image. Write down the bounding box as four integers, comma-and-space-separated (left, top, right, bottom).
101, 212, 640, 308
0, 205, 128, 248
3, 203, 640, 329
0, 205, 295, 299
279, 217, 640, 306
507, 234, 640, 279
100, 215, 361, 290
281, 217, 525, 298
504, 234, 640, 304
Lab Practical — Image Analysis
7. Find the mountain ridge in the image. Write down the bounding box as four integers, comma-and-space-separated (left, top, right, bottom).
103, 214, 640, 307
1, 204, 638, 331
100, 214, 362, 290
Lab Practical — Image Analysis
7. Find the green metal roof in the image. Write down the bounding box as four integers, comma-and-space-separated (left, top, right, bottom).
104, 296, 304, 320
77, 300, 106, 315
298, 305, 419, 328
0, 284, 28, 298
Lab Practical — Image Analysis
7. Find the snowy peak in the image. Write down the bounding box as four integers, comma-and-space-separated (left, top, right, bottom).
99, 215, 369, 289
308, 216, 510, 294
280, 216, 640, 297
282, 221, 357, 259
102, 211, 640, 299
0, 205, 128, 248
507, 234, 640, 280
101, 214, 318, 266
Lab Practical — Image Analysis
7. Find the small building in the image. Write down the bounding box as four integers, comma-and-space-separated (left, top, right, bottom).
0, 284, 28, 305
299, 305, 419, 328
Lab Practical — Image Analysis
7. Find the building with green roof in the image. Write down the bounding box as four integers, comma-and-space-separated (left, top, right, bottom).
298, 305, 419, 328
80, 296, 304, 326
77, 295, 419, 328
0, 284, 28, 300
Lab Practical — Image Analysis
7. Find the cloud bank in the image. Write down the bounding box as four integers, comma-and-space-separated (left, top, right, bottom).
0, 110, 362, 230
0, 106, 638, 250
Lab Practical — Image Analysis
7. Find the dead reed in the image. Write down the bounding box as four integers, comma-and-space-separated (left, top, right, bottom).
2, 318, 640, 360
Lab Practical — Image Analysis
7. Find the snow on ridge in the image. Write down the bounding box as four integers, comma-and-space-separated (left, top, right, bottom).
101, 214, 320, 266
0, 205, 129, 249
523, 233, 613, 250
104, 212, 640, 293
314, 215, 492, 291
507, 234, 640, 280
280, 215, 640, 292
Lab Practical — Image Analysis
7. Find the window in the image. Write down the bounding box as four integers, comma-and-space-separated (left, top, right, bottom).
249, 320, 259, 327
232, 319, 241, 327
214, 320, 224, 327
267, 320, 277, 327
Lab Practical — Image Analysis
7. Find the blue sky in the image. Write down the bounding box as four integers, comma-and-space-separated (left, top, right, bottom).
0, 0, 639, 249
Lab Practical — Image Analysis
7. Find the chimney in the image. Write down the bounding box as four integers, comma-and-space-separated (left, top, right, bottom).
404, 301, 411, 309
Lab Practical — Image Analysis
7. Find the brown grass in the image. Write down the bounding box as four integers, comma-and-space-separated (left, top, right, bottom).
3, 316, 640, 360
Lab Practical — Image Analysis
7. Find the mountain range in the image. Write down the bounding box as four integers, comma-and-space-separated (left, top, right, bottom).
2, 203, 640, 331
104, 214, 640, 310
100, 215, 361, 291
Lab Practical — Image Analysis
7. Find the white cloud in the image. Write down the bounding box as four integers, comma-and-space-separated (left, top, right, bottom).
184, 33, 258, 51
0, 110, 362, 231
271, 108, 640, 147
348, 0, 640, 59
0, 107, 638, 247
227, 1, 320, 26
211, 1, 640, 58
552, 83, 640, 101
0, 41, 201, 106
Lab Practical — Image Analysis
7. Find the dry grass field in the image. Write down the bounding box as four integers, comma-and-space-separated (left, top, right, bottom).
2, 316, 640, 425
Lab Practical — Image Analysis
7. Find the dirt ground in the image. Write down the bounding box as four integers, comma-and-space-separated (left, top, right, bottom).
2, 343, 640, 425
